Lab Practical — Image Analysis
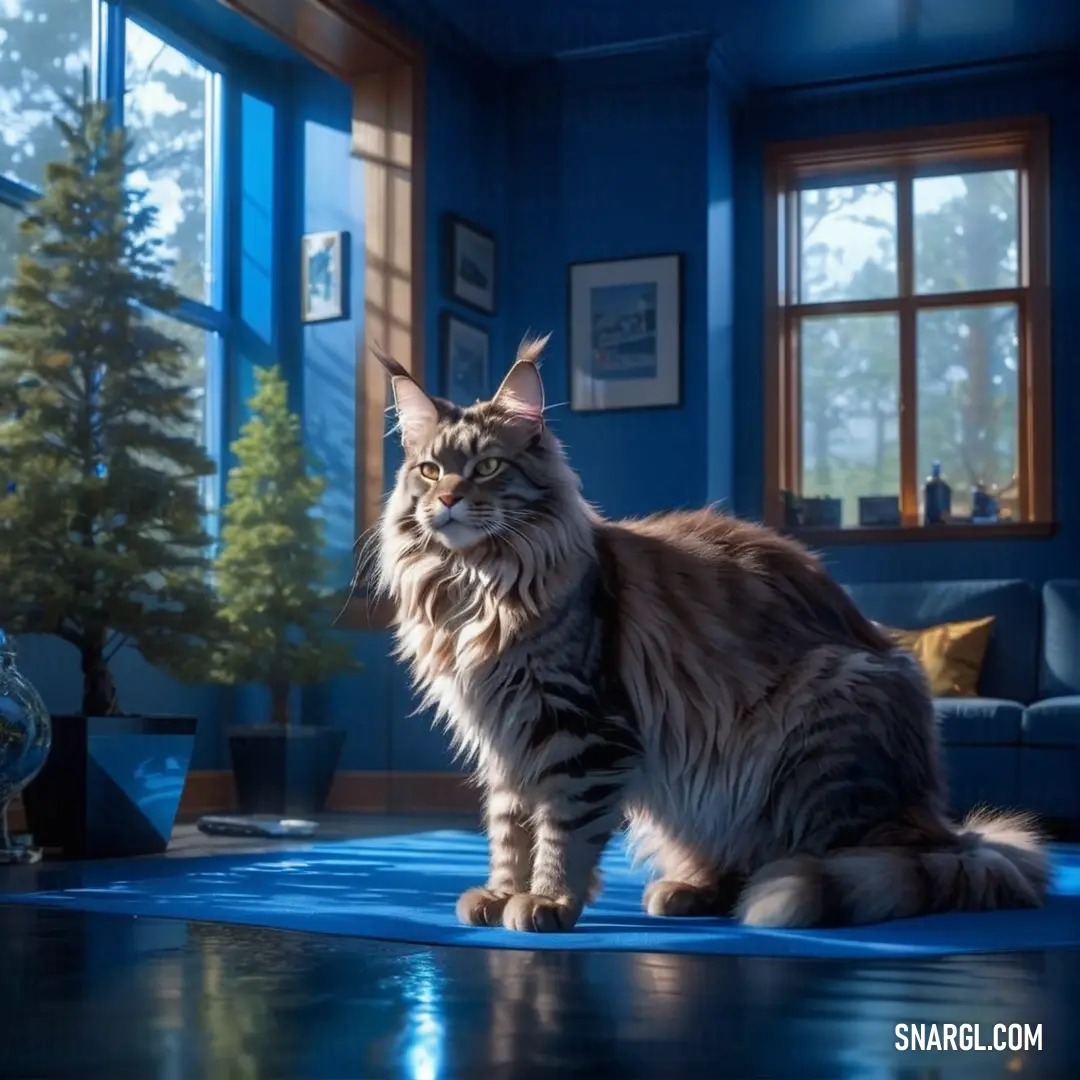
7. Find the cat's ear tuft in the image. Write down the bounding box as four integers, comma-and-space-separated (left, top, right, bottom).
493, 353, 545, 431
371, 342, 412, 382
516, 332, 551, 366
373, 344, 438, 450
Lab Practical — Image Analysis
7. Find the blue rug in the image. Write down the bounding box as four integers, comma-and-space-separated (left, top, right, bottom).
3, 830, 1080, 958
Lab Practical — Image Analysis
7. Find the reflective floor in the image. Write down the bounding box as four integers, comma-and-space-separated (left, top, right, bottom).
0, 904, 1078, 1079
1, 816, 1079, 1079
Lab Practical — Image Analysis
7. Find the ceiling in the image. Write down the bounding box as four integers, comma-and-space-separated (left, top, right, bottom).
393, 0, 1080, 86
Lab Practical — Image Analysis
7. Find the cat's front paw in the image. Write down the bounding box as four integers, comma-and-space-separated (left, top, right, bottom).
502, 893, 582, 933
456, 886, 515, 927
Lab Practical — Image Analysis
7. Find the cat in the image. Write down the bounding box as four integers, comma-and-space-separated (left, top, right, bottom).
373, 337, 1048, 934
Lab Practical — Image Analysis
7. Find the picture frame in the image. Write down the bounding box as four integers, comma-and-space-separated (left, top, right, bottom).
444, 214, 497, 316
301, 230, 348, 323
440, 310, 491, 406
567, 253, 683, 412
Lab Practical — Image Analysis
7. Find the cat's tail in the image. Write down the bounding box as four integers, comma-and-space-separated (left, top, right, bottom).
736, 809, 1050, 928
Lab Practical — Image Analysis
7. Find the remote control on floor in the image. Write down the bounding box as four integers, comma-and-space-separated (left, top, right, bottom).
196, 815, 319, 839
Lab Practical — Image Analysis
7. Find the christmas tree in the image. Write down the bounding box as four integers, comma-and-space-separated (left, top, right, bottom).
209, 364, 358, 723
0, 88, 218, 717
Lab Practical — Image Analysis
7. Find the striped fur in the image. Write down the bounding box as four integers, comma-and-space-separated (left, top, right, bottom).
373, 339, 1049, 933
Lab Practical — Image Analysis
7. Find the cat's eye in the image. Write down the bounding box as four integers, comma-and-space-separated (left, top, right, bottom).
418, 462, 440, 481
473, 457, 502, 478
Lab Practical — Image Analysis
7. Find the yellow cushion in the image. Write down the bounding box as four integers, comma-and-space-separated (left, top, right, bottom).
886, 616, 995, 698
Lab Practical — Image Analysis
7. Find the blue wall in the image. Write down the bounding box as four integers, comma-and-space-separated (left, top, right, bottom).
291, 65, 362, 587
424, 53, 510, 384
731, 62, 1080, 584
504, 51, 732, 520
706, 60, 735, 508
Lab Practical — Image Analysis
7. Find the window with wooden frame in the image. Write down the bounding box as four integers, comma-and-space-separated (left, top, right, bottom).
764, 118, 1052, 540
223, 0, 425, 627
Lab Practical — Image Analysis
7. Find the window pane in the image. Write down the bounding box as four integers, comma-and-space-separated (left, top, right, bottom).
917, 304, 1019, 522
914, 169, 1018, 295
240, 92, 275, 344
800, 313, 900, 528
799, 182, 897, 303
0, 0, 93, 192
125, 20, 215, 303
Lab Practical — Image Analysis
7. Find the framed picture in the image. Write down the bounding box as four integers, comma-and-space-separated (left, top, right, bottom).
301, 230, 348, 323
441, 310, 491, 405
444, 214, 496, 315
567, 253, 683, 412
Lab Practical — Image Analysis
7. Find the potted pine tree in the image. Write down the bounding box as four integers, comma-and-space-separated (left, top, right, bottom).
0, 91, 218, 858
210, 364, 358, 815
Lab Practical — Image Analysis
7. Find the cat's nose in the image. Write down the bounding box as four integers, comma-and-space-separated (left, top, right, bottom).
437, 492, 463, 507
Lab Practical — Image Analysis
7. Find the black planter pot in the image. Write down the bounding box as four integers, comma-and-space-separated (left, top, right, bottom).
227, 726, 345, 816
21, 714, 197, 859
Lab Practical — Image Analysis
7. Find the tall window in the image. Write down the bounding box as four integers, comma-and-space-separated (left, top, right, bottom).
0, 0, 225, 496
122, 11, 223, 497
765, 119, 1051, 536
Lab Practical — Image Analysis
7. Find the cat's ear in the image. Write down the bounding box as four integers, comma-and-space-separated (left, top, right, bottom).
492, 334, 549, 431
372, 344, 438, 451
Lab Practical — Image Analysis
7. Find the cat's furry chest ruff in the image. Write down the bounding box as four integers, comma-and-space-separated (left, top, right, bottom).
394, 561, 621, 778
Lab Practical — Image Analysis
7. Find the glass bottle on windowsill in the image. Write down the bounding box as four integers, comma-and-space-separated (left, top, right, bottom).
972, 481, 1000, 525
924, 461, 952, 525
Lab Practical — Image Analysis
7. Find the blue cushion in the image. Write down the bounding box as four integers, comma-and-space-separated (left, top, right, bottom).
843, 579, 1039, 704
1022, 696, 1080, 747
934, 698, 1024, 745
1041, 580, 1080, 698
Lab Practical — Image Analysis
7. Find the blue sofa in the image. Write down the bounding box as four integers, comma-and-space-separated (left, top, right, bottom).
844, 578, 1080, 831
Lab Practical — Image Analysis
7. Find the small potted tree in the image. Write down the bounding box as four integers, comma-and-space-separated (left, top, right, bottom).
210, 364, 358, 815
0, 91, 218, 858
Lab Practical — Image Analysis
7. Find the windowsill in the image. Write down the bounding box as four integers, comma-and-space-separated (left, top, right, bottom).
784, 521, 1056, 545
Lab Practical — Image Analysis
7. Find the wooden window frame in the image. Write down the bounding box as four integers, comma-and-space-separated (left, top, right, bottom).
763, 117, 1053, 544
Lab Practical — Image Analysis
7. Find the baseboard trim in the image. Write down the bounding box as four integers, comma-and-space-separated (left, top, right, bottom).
373, 770, 481, 815
6, 769, 480, 835
178, 769, 481, 817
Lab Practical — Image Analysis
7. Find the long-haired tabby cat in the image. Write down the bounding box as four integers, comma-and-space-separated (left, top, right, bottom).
373, 337, 1047, 934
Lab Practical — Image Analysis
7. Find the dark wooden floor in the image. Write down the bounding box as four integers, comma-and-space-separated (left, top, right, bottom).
0, 816, 1077, 1079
